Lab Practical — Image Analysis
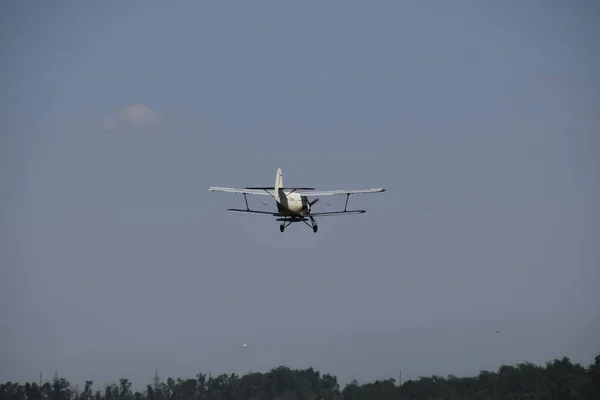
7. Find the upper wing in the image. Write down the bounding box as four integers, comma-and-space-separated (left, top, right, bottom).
209, 187, 385, 197
295, 188, 385, 196
208, 187, 273, 196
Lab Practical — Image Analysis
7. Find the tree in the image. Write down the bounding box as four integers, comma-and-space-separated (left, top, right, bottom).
3, 354, 599, 400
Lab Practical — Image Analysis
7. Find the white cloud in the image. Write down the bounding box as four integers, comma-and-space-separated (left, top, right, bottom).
102, 104, 163, 131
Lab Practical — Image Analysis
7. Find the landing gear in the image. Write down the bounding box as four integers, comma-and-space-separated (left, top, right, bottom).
309, 216, 318, 233
277, 216, 319, 233
279, 218, 292, 232
277, 216, 318, 233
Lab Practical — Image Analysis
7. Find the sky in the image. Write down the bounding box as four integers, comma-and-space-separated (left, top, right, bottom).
1, 0, 599, 390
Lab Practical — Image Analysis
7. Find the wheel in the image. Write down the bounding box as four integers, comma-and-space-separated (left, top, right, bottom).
313, 225, 318, 233
280, 224, 285, 232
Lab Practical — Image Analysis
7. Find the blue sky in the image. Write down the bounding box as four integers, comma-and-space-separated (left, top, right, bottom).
1, 0, 599, 389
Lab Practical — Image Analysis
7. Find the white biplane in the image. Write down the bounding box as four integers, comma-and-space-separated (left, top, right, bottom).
208, 168, 385, 233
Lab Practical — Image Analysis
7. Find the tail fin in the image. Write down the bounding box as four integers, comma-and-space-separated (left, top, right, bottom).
274, 168, 283, 202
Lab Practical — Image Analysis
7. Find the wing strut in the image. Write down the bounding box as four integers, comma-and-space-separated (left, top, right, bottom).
344, 194, 350, 212
243, 193, 250, 210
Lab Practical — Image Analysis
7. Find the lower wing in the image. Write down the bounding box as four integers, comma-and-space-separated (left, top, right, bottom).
310, 210, 366, 217
227, 209, 281, 216
226, 209, 365, 217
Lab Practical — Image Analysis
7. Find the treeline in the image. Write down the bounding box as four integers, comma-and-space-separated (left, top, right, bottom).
2, 354, 599, 400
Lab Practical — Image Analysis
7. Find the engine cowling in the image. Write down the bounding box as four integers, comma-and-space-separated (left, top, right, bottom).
284, 193, 305, 214
301, 196, 319, 214
300, 196, 311, 213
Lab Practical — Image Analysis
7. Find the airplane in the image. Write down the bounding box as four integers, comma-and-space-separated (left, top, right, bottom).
208, 168, 385, 233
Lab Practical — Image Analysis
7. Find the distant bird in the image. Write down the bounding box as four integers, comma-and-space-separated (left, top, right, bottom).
243, 343, 247, 348
496, 330, 500, 333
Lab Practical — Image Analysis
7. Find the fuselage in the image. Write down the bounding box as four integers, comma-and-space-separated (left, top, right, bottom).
276, 191, 311, 217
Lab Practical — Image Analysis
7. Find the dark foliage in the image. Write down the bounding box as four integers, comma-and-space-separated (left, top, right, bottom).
2, 355, 599, 400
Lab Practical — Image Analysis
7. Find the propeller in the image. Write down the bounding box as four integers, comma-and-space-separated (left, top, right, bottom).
304, 197, 319, 213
